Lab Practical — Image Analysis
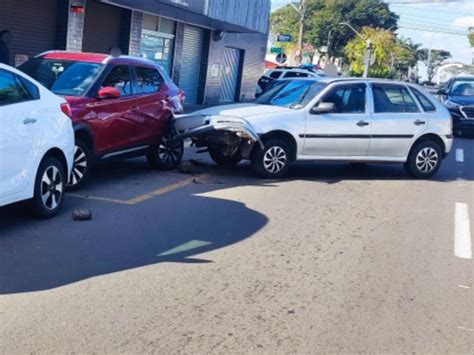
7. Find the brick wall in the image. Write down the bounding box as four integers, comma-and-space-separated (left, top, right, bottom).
127, 11, 143, 56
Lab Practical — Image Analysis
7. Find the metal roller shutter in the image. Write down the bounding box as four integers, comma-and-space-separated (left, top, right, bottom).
180, 25, 204, 105
83, 1, 123, 54
0, 0, 58, 65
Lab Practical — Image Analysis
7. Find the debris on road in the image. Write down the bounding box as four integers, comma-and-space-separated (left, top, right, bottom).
192, 177, 224, 185
177, 161, 197, 174
72, 209, 93, 221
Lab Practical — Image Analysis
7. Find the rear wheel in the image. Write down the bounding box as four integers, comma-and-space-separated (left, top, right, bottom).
66, 139, 92, 191
209, 148, 242, 166
147, 129, 184, 170
405, 140, 442, 179
30, 157, 66, 218
252, 139, 291, 179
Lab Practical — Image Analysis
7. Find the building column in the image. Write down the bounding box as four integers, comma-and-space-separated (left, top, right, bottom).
56, 0, 86, 52
127, 11, 143, 56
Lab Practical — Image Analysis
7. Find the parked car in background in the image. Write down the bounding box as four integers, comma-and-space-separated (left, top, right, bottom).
256, 66, 324, 97
438, 76, 474, 136
173, 78, 452, 179
0, 64, 74, 217
19, 51, 185, 190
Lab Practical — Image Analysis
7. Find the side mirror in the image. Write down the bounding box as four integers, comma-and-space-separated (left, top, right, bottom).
437, 89, 446, 96
98, 86, 121, 99
311, 102, 335, 114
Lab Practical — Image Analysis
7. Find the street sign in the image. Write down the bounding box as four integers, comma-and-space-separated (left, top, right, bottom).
364, 51, 375, 66
276, 53, 288, 64
277, 34, 293, 42
270, 47, 284, 54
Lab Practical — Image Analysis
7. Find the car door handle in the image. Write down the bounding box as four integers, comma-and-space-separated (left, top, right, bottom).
356, 120, 370, 127
23, 118, 37, 125
414, 119, 426, 126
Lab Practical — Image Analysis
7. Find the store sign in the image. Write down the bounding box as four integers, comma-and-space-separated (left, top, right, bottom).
159, 0, 206, 14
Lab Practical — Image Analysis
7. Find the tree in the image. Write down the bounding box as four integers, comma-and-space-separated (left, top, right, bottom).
468, 32, 474, 47
417, 48, 452, 83
344, 27, 416, 78
270, 0, 398, 59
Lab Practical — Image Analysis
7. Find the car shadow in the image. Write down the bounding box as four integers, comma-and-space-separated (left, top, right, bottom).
0, 184, 268, 295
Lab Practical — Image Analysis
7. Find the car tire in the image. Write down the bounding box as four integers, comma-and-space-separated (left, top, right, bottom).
66, 139, 92, 191
209, 148, 242, 166
252, 139, 291, 179
30, 157, 66, 218
147, 129, 184, 171
404, 140, 442, 179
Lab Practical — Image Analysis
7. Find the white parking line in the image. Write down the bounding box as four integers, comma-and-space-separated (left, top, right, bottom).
456, 149, 464, 163
455, 203, 472, 259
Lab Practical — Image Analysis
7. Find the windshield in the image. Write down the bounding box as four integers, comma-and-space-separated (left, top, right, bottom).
19, 58, 103, 96
255, 80, 326, 109
451, 79, 474, 96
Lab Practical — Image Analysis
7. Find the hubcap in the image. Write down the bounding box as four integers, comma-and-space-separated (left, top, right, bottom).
41, 166, 63, 211
158, 133, 182, 165
416, 147, 438, 173
263, 146, 287, 174
68, 146, 88, 186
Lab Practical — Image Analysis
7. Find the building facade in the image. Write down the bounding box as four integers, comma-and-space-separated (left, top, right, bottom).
0, 0, 270, 104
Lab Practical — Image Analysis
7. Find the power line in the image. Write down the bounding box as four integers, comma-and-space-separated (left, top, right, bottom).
395, 11, 469, 29
390, 3, 471, 16
399, 24, 469, 36
399, 20, 469, 34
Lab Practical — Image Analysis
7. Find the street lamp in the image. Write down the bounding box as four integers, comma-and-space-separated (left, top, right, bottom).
340, 22, 373, 78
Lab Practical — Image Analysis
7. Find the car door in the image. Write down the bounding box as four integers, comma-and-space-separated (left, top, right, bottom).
88, 65, 145, 155
0, 69, 42, 198
369, 83, 425, 158
130, 66, 170, 145
303, 83, 371, 157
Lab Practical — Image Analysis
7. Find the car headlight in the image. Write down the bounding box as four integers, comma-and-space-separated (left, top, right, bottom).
445, 100, 461, 110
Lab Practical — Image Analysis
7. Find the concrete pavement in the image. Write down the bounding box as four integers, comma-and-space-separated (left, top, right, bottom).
0, 138, 473, 353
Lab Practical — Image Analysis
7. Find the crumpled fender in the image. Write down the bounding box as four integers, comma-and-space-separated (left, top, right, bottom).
171, 114, 264, 149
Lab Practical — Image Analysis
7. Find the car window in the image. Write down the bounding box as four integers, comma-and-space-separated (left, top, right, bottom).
321, 84, 366, 114
255, 80, 326, 109
373, 84, 419, 113
17, 75, 40, 100
269, 71, 281, 79
134, 66, 164, 94
410, 87, 436, 112
283, 72, 309, 78
102, 65, 133, 96
451, 80, 474, 96
19, 58, 103, 96
0, 70, 30, 106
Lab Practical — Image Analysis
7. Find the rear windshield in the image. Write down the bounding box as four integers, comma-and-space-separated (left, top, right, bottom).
19, 58, 103, 96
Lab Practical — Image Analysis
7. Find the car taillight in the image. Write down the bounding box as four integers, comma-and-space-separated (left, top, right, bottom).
61, 103, 73, 118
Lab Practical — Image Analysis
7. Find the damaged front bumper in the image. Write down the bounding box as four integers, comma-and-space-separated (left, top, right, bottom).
170, 114, 264, 149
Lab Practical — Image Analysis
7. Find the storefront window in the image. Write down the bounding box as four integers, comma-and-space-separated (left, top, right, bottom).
141, 15, 176, 75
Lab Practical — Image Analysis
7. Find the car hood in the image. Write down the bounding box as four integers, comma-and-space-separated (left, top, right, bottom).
193, 103, 294, 119
447, 95, 474, 106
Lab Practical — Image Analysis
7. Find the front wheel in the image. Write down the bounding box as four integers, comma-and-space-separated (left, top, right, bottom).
405, 141, 442, 179
30, 157, 66, 218
147, 129, 184, 170
209, 148, 242, 166
252, 139, 291, 179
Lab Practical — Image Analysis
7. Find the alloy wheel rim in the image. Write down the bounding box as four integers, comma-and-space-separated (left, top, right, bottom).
263, 146, 287, 173
68, 146, 88, 186
158, 133, 183, 165
41, 166, 63, 210
416, 147, 438, 173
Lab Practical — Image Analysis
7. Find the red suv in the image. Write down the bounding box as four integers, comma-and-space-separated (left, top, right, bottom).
19, 51, 185, 189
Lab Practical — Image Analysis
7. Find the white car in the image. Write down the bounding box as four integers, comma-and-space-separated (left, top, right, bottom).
0, 64, 74, 217
257, 67, 324, 96
173, 78, 453, 179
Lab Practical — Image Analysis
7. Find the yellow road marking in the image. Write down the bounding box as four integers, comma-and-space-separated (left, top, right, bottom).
68, 176, 200, 205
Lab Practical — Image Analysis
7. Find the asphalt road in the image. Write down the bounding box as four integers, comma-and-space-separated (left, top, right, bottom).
1, 138, 473, 353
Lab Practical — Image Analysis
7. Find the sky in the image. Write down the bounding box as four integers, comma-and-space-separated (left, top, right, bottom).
271, 0, 474, 65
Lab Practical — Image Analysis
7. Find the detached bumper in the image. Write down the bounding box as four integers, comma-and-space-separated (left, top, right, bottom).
171, 114, 264, 148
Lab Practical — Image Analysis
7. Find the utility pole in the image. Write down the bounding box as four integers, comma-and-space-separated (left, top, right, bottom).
289, 0, 306, 65
340, 22, 372, 78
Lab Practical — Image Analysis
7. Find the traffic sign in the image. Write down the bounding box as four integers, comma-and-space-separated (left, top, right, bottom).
277, 34, 293, 42
270, 47, 284, 54
276, 53, 288, 64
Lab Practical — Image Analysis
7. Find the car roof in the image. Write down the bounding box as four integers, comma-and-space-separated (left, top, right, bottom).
38, 51, 164, 69
452, 75, 474, 80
